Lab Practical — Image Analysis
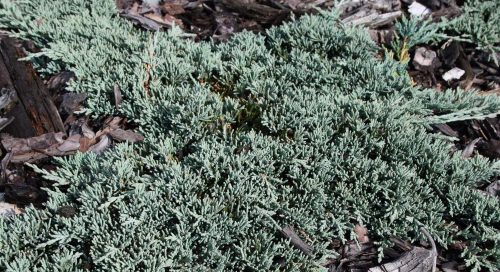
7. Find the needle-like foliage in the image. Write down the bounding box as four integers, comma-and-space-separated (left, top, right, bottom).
389, 16, 447, 62
0, 0, 499, 271
447, 0, 500, 64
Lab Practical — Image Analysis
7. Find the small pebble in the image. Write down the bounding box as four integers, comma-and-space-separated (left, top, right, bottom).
443, 67, 465, 81
409, 2, 431, 17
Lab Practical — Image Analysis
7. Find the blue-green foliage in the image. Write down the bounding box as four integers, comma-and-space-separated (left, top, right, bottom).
390, 15, 447, 59
448, 0, 500, 64
389, 0, 500, 64
0, 1, 500, 271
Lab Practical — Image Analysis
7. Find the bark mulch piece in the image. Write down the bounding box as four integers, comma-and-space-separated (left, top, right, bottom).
0, 36, 144, 212
0, 34, 65, 138
117, 0, 403, 41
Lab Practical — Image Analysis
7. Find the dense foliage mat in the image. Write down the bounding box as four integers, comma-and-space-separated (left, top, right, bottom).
1, 0, 500, 271
448, 0, 500, 64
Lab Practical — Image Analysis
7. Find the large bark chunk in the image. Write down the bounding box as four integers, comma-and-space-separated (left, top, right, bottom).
0, 35, 64, 138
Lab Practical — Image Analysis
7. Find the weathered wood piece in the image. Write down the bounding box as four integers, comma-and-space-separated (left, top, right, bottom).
0, 34, 64, 138
340, 0, 402, 28
368, 228, 437, 272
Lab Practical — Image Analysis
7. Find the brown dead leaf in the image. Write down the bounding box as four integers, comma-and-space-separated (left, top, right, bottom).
1, 132, 66, 162
95, 127, 112, 139
103, 117, 124, 129
57, 134, 81, 152
354, 224, 370, 243
79, 137, 93, 152
161, 2, 186, 15
81, 122, 96, 139
461, 137, 481, 158
108, 128, 144, 143
88, 135, 111, 154
1, 132, 83, 162
432, 123, 459, 138
28, 132, 65, 150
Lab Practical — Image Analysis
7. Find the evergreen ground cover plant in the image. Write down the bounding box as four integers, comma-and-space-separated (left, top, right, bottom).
448, 0, 500, 64
388, 0, 500, 65
0, 0, 500, 270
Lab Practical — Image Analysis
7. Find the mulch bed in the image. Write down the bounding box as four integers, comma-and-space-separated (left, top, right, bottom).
1, 0, 499, 271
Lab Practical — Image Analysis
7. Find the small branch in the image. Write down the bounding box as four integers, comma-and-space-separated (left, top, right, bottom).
420, 227, 437, 272
281, 225, 313, 256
